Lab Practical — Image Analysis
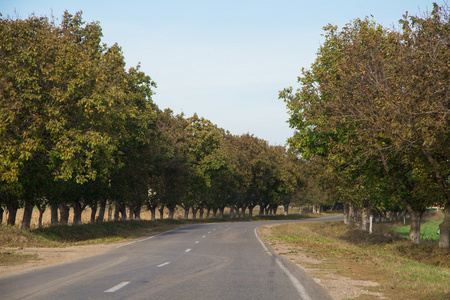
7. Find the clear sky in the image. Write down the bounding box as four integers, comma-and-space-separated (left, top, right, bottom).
1, 0, 443, 145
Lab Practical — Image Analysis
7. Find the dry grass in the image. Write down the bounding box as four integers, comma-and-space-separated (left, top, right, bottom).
262, 218, 450, 300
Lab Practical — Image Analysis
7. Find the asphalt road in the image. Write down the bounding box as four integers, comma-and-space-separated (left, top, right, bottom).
0, 215, 341, 300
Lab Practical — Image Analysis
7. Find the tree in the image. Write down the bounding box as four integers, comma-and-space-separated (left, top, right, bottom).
281, 5, 450, 246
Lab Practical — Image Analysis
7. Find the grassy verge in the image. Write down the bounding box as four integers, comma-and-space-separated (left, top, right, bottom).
262, 220, 450, 299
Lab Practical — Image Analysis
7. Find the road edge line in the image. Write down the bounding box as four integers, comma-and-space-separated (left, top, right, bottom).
254, 227, 312, 300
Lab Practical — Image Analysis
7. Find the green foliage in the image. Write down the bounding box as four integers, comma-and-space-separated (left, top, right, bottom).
280, 3, 450, 246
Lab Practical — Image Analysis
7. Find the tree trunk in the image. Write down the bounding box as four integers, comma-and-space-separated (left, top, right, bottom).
199, 207, 204, 219
283, 204, 289, 216
248, 205, 255, 217
50, 203, 59, 226
206, 207, 211, 218
0, 206, 3, 224
129, 205, 135, 221
90, 204, 97, 224
343, 203, 350, 224
192, 208, 198, 220
72, 199, 83, 226
272, 205, 278, 216
439, 204, 450, 248
59, 203, 70, 225
361, 207, 371, 232
21, 203, 34, 230
230, 206, 235, 218
353, 206, 361, 228
183, 207, 190, 220
213, 208, 218, 218
114, 200, 121, 221
37, 204, 46, 228
168, 206, 175, 219
259, 204, 265, 216
6, 202, 18, 226
149, 207, 156, 221
219, 207, 224, 219
120, 203, 127, 220
96, 199, 106, 222
407, 206, 424, 245
134, 204, 141, 220
159, 205, 165, 220
240, 206, 246, 218
107, 203, 113, 221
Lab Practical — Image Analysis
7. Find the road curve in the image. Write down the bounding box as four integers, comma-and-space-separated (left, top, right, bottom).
0, 216, 341, 300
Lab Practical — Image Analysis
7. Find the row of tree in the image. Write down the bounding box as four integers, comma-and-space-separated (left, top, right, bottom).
0, 12, 304, 229
281, 3, 449, 248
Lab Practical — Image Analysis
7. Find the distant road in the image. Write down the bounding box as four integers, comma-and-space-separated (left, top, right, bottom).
0, 216, 341, 300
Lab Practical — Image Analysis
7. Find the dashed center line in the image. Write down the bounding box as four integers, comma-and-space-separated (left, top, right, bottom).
195, 241, 199, 244
202, 235, 206, 238
157, 262, 170, 267
104, 281, 130, 293
185, 248, 192, 253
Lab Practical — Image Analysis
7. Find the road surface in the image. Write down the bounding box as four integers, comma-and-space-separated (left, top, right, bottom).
0, 216, 341, 299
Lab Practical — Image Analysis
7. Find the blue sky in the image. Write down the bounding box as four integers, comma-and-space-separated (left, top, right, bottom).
1, 0, 443, 145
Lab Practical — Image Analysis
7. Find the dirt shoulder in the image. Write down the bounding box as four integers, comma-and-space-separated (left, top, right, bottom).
0, 242, 121, 277
259, 225, 385, 300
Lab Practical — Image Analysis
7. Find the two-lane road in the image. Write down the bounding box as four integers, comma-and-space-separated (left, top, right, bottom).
0, 216, 341, 299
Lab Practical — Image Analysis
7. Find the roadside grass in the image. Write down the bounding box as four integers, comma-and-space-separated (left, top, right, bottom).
0, 251, 39, 266
262, 220, 450, 300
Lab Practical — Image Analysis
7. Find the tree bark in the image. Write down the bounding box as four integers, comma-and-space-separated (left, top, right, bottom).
248, 205, 255, 217
183, 207, 190, 220
72, 199, 83, 225
168, 206, 175, 219
134, 204, 141, 220
192, 207, 198, 220
21, 203, 34, 230
90, 204, 97, 224
219, 207, 224, 219
37, 203, 46, 228
6, 202, 18, 226
96, 199, 106, 222
361, 207, 371, 232
407, 206, 424, 245
107, 203, 113, 221
159, 204, 165, 220
283, 204, 289, 216
50, 203, 58, 226
439, 204, 450, 248
114, 200, 121, 221
149, 207, 156, 221
343, 203, 350, 224
128, 205, 135, 221
59, 203, 70, 225
0, 206, 3, 224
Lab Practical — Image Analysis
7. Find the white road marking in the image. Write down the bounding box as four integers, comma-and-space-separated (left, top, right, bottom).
104, 281, 130, 293
202, 235, 206, 238
195, 241, 199, 244
157, 262, 170, 267
208, 231, 211, 233
185, 248, 192, 252
254, 227, 312, 300
213, 229, 216, 231
115, 241, 136, 248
